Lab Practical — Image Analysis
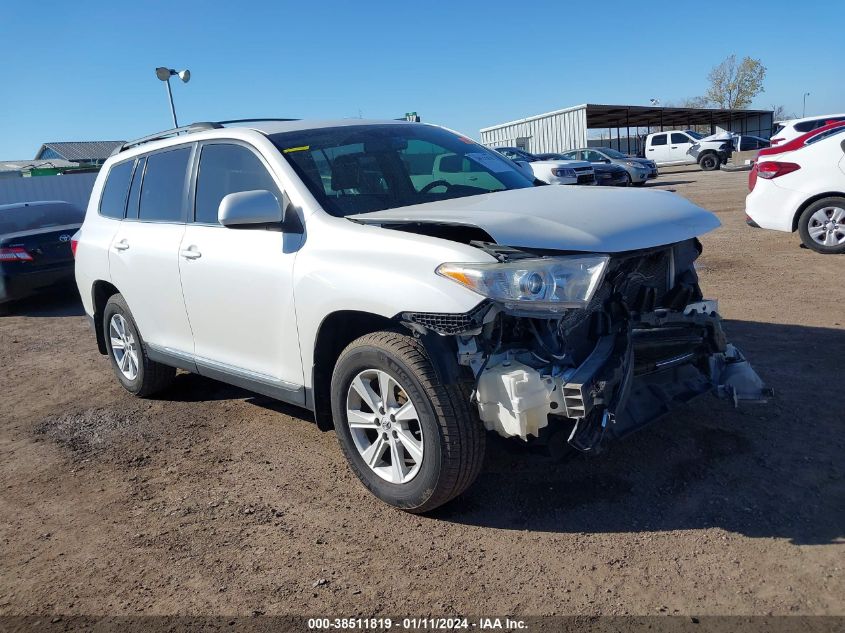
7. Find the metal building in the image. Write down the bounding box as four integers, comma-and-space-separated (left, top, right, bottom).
479, 103, 774, 154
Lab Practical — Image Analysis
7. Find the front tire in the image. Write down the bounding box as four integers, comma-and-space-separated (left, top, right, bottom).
798, 197, 845, 254
103, 294, 175, 397
699, 153, 720, 171
330, 331, 485, 513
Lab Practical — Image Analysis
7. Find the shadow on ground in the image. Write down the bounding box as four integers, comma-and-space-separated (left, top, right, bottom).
433, 320, 845, 546
2, 287, 84, 317
19, 293, 845, 546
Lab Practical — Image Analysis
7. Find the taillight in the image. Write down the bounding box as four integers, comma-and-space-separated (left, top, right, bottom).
756, 161, 801, 180
771, 137, 784, 145
71, 237, 79, 258
0, 247, 34, 262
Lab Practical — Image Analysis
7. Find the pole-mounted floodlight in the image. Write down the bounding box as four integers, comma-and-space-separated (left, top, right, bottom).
803, 92, 810, 118
155, 67, 191, 128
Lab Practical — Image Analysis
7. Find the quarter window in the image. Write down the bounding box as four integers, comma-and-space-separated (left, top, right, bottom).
98, 160, 134, 219
138, 147, 191, 223
651, 134, 667, 146
194, 144, 281, 224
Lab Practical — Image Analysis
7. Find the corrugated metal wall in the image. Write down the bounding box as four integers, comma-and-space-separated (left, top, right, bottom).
479, 106, 588, 153
0, 173, 97, 210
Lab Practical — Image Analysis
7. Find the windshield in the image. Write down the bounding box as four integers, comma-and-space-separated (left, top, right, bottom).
598, 148, 627, 159
685, 130, 705, 140
272, 125, 535, 217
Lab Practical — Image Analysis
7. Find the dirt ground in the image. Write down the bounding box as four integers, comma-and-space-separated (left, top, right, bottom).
1, 167, 842, 619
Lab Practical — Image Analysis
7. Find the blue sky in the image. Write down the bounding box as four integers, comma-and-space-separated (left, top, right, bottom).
1, 0, 842, 158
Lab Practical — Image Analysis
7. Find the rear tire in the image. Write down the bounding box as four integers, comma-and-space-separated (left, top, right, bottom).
330, 331, 485, 513
797, 197, 845, 254
699, 153, 720, 171
103, 294, 175, 397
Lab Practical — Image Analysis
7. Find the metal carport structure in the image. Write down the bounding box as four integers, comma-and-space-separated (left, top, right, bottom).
479, 103, 774, 155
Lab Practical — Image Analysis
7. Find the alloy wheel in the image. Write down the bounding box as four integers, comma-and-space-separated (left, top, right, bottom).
807, 207, 845, 247
345, 369, 424, 484
109, 313, 139, 380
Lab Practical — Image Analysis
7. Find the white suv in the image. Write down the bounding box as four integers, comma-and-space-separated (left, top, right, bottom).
74, 118, 768, 512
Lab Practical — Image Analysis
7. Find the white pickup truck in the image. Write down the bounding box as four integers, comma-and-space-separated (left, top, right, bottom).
642, 130, 733, 171
495, 147, 596, 185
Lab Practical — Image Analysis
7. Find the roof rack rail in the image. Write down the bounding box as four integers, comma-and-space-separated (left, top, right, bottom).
111, 118, 302, 156
113, 122, 222, 155
216, 118, 300, 125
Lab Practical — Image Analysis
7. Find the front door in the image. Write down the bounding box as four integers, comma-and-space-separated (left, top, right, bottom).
178, 141, 305, 401
669, 132, 695, 164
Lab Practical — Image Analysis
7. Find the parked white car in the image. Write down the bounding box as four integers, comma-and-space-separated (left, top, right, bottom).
74, 118, 768, 512
642, 130, 731, 170
746, 124, 845, 254
494, 147, 595, 185
771, 113, 845, 146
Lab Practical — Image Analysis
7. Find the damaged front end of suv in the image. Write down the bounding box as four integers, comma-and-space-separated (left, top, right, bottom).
400, 238, 770, 453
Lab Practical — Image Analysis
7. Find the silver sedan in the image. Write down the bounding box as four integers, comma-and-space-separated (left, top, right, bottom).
552, 147, 658, 186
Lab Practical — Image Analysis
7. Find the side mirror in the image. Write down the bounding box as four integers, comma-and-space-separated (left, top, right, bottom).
603, 158, 611, 163
219, 190, 285, 228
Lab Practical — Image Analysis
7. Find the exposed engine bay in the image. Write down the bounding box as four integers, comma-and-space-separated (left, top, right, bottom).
401, 237, 771, 453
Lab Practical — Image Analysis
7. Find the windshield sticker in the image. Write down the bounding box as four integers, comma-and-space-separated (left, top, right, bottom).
466, 152, 511, 173
283, 145, 310, 153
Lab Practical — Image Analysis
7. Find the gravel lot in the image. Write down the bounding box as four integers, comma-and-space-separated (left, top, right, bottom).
1, 167, 842, 618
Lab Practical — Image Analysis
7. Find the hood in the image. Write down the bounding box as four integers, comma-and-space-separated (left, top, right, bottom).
349, 186, 720, 253
697, 131, 734, 143
532, 159, 592, 169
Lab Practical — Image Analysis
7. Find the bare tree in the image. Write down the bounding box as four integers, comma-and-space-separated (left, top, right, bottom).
772, 104, 796, 121
705, 55, 767, 109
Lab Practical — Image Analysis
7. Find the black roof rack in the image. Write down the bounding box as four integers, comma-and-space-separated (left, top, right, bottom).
112, 118, 301, 155
216, 118, 300, 125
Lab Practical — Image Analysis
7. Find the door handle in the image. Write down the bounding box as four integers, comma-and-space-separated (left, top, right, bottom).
671, 146, 678, 149
648, 149, 655, 151
180, 247, 202, 260
114, 239, 129, 251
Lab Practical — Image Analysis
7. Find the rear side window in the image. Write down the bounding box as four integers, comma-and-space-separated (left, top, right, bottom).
99, 160, 134, 219
651, 134, 667, 146
125, 157, 146, 220
806, 127, 845, 145
670, 133, 690, 144
139, 147, 191, 222
194, 144, 280, 225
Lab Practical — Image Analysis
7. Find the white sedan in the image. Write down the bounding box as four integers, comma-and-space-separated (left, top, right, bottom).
745, 125, 845, 253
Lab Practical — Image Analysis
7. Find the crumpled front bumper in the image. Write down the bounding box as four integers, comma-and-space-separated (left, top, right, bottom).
474, 300, 771, 451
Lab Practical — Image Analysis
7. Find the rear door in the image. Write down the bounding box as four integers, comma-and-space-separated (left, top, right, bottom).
108, 145, 195, 356
178, 141, 304, 398
647, 134, 669, 163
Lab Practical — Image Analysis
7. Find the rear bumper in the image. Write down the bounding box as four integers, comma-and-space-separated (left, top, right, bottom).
0, 266, 75, 304
745, 181, 804, 232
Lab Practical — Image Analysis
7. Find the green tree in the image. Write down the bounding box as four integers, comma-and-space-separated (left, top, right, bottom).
705, 55, 767, 109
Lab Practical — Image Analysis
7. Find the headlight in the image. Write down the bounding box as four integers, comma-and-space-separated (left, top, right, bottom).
551, 167, 576, 178
625, 161, 645, 169
436, 256, 609, 312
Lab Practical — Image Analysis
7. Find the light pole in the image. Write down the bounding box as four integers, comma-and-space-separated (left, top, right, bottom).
803, 92, 810, 118
155, 67, 191, 128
